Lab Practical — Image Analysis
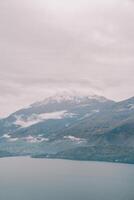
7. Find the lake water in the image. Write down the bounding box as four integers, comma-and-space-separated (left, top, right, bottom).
0, 157, 134, 200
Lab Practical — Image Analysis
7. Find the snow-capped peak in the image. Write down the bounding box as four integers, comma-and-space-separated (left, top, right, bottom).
31, 90, 108, 107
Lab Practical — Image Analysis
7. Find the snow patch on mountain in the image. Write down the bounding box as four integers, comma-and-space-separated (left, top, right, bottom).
2, 134, 11, 139
1, 134, 49, 143
63, 136, 86, 144
25, 135, 49, 143
31, 91, 108, 107
14, 110, 76, 128
0, 134, 18, 142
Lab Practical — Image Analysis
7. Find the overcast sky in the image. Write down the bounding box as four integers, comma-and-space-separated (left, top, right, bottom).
0, 0, 134, 117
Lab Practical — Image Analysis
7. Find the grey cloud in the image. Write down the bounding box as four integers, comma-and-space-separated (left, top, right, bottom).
0, 0, 134, 116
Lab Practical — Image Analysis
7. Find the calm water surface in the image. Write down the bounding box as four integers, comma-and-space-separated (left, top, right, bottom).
0, 157, 134, 200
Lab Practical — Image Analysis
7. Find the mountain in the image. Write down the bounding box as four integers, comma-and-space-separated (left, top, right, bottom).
0, 92, 134, 164
0, 92, 114, 139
